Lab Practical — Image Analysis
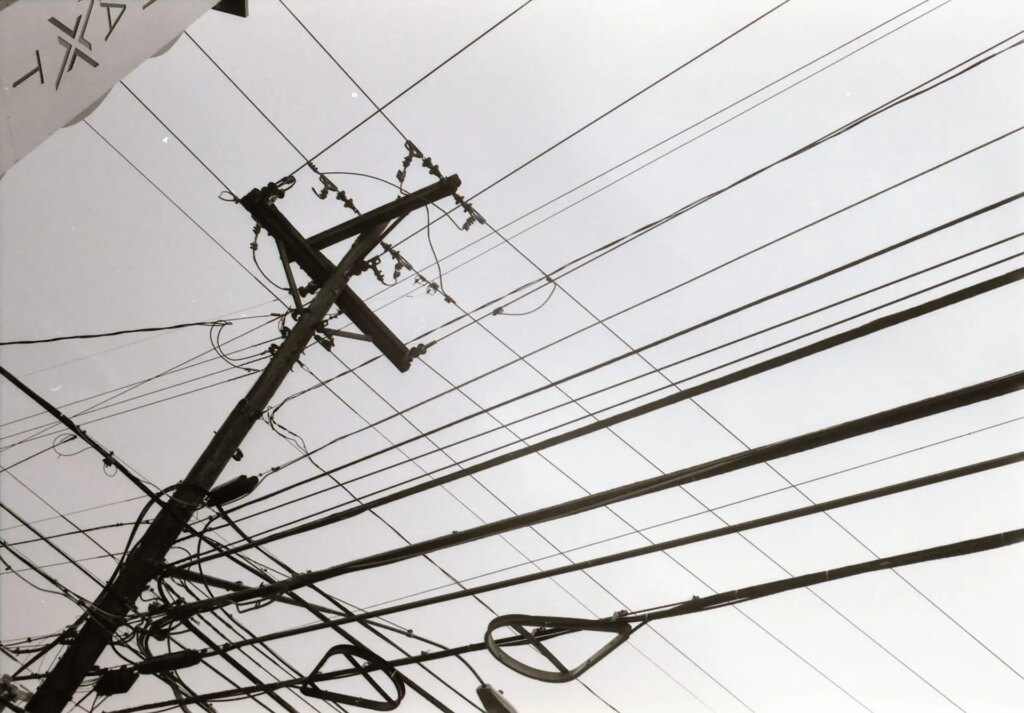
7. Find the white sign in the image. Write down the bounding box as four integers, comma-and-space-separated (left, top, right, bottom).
0, 0, 220, 175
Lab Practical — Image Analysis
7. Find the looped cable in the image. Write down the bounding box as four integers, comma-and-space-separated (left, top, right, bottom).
484, 614, 634, 683
300, 644, 406, 710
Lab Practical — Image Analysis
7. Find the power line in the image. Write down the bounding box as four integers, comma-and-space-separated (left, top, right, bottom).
178, 266, 1024, 560
204, 250, 1024, 553
348, 413, 1024, 612
184, 12, 749, 708
376, 0, 944, 291
465, 0, 794, 200
222, 192, 1024, 516
196, 450, 1024, 652
155, 368, 1024, 617
690, 397, 1024, 686
140, 35, 726, 706
262, 112, 1022, 458
0, 327, 278, 449
284, 349, 735, 711
0, 317, 272, 347
0, 307, 280, 432
83, 119, 284, 304
288, 0, 537, 175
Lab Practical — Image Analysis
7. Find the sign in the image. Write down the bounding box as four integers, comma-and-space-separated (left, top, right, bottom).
0, 0, 223, 175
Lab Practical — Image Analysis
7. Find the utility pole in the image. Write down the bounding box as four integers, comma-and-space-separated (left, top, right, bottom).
26, 175, 459, 712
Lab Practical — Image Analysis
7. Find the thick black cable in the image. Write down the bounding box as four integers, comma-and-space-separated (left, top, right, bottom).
198, 249, 1024, 553
400, 29, 1024, 326
376, 27, 1024, 377
114, 456, 1024, 708
167, 448, 1024, 645
347, 413, 1024, 613
158, 367, 1024, 617
250, 116, 1024, 482
178, 264, 1024, 562
224, 191, 1024, 517
283, 356, 724, 711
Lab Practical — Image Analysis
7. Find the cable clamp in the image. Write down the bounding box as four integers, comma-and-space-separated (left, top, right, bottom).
409, 341, 435, 359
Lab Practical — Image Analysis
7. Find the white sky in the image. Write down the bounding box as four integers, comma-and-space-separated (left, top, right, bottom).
1, 1, 1023, 711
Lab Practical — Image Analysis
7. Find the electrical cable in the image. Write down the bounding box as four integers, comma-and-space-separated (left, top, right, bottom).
140, 29, 729, 696
83, 119, 285, 305
218, 193, 1024, 520
155, 447, 1024, 652
0, 355, 269, 452
117, 12, 1015, 540
190, 250, 1024, 557
346, 413, 1024, 614
156, 368, 1024, 617
0, 311, 281, 434
376, 0, 945, 288
191, 254, 1024, 553
290, 0, 535, 175
0, 318, 268, 347
107, 525, 1024, 713
39, 11, 1015, 708
280, 360, 717, 710
443, 0, 796, 202
249, 117, 1024, 473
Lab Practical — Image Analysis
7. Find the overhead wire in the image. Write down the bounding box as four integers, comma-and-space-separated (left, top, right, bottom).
155, 368, 1024, 616
283, 356, 729, 711
286, 0, 536, 175
182, 9, 897, 700
251, 93, 1023, 470
34, 4, 1015, 708
83, 117, 284, 304
221, 189, 1024, 518
177, 263, 1024, 560
0, 322, 280, 451
252, 117, 1021, 495
149, 5, 1017, 522
0, 317, 270, 347
347, 413, 1024, 613
0, 310, 281, 433
375, 0, 946, 288
144, 449, 1024, 646
183, 26, 739, 705
690, 396, 1024, 685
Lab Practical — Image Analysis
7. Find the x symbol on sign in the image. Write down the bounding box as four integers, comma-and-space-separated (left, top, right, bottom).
49, 1, 99, 90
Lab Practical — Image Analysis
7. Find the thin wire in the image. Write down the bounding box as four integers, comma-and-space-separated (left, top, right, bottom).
117, 81, 236, 197
469, 0, 795, 201
287, 359, 725, 711
106, 530, 1024, 713
380, 0, 947, 270
225, 194, 1024, 513
294, 0, 536, 174
0, 318, 260, 346
178, 4, 991, 489
83, 119, 284, 305
259, 89, 1022, 457
351, 413, 1024, 611
190, 259, 1024, 555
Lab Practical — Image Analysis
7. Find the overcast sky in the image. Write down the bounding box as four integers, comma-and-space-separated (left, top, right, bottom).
2, 1, 1023, 711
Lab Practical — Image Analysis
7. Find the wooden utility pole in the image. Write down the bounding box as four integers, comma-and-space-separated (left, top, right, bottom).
26, 176, 458, 712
